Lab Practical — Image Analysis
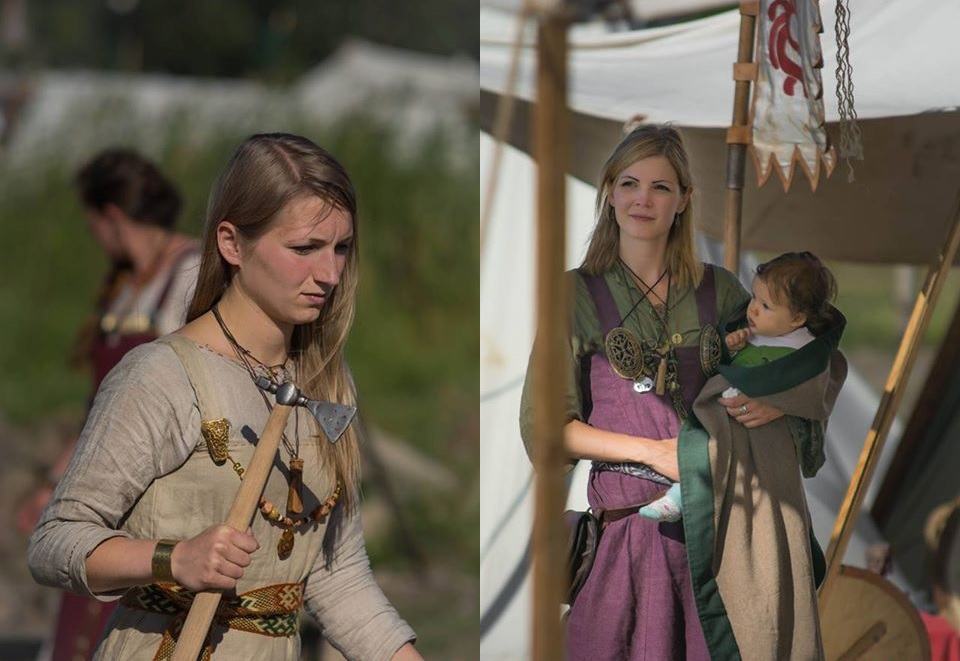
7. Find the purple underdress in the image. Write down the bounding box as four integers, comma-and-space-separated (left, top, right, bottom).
566, 268, 717, 661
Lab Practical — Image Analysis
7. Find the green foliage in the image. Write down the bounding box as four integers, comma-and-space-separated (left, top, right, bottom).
825, 261, 960, 349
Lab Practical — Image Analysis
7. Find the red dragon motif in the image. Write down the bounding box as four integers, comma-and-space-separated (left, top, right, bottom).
768, 0, 808, 97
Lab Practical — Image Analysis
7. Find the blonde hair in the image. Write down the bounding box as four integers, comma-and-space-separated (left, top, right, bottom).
581, 124, 702, 289
187, 133, 362, 514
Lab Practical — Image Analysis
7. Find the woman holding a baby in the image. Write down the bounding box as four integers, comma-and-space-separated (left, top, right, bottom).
520, 124, 846, 660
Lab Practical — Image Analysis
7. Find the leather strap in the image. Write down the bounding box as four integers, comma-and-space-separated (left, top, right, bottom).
581, 265, 718, 336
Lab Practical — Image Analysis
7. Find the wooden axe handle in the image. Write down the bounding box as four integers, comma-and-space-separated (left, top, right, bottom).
171, 402, 294, 661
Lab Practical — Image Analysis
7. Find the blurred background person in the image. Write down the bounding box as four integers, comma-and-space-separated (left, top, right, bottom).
16, 148, 198, 661
921, 499, 960, 661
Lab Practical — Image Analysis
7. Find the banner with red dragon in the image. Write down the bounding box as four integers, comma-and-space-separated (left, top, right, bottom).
751, 0, 836, 191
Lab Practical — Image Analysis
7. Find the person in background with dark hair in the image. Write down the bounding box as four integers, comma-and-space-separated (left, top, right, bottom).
16, 148, 198, 661
74, 148, 200, 388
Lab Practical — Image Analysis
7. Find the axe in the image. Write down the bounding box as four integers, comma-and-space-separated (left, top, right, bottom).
171, 380, 356, 661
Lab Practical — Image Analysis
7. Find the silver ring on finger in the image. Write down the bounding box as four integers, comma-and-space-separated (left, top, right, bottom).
739, 404, 748, 415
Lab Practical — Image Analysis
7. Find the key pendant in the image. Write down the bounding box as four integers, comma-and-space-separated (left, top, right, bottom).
278, 528, 295, 560
287, 457, 304, 514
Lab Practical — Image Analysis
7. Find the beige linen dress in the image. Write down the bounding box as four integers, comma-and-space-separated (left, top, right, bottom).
29, 336, 416, 660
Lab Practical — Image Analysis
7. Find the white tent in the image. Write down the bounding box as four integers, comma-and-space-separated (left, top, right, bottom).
480, 0, 960, 264
480, 1, 960, 658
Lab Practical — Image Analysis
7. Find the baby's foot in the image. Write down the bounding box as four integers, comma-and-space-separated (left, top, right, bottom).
638, 482, 683, 522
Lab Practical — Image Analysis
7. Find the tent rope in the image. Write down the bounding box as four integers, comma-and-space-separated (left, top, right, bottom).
480, 1, 533, 260
834, 0, 863, 182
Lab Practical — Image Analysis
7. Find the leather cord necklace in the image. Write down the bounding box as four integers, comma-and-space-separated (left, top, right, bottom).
212, 306, 304, 512
616, 259, 682, 396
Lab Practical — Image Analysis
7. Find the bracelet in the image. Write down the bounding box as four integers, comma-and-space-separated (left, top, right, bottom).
151, 539, 179, 583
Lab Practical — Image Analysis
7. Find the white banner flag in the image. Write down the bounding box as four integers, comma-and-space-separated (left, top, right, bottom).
751, 0, 836, 191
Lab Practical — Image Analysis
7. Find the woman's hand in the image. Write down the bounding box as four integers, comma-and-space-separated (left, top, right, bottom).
564, 421, 680, 479
633, 436, 679, 481
718, 393, 784, 429
171, 525, 260, 592
725, 328, 751, 352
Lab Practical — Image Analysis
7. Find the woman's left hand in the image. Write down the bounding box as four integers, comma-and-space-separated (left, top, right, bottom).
718, 393, 784, 429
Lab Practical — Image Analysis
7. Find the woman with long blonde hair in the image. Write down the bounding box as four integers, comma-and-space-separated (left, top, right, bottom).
30, 133, 422, 660
521, 124, 788, 659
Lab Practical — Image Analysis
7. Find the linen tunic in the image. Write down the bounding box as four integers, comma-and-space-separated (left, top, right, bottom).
29, 338, 416, 660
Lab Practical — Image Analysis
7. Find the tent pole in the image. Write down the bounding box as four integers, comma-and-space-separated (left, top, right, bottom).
819, 188, 960, 608
530, 6, 570, 661
723, 1, 759, 274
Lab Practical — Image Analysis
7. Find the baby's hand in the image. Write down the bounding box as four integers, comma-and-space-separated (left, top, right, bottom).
725, 328, 751, 351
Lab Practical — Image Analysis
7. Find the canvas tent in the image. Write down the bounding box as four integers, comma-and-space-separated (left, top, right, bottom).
480, 1, 960, 658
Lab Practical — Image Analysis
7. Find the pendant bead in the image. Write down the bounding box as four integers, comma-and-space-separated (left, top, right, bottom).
287, 457, 305, 514
277, 529, 295, 560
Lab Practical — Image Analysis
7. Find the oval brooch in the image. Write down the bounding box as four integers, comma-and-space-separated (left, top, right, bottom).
699, 324, 722, 376
604, 327, 646, 380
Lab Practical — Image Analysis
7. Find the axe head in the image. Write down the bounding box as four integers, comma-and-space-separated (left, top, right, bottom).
304, 399, 357, 443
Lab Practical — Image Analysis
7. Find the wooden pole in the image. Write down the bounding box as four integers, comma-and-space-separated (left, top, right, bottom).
171, 400, 294, 661
530, 7, 569, 661
819, 189, 960, 608
723, 1, 759, 274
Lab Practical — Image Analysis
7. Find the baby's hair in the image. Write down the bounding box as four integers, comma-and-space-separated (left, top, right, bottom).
755, 252, 838, 335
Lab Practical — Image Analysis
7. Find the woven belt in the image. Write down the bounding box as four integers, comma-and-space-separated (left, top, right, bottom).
121, 582, 303, 661
593, 460, 673, 485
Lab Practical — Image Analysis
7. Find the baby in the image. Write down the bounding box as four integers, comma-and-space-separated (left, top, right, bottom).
639, 252, 838, 522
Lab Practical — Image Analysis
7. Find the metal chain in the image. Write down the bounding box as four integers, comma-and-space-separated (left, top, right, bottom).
834, 0, 863, 182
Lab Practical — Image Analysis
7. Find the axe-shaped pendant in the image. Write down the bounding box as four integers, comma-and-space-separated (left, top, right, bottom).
254, 377, 357, 442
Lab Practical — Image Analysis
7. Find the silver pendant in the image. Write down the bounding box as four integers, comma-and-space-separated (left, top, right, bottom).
633, 377, 654, 393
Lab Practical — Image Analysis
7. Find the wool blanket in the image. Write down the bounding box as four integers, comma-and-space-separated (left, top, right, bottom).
678, 311, 847, 660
